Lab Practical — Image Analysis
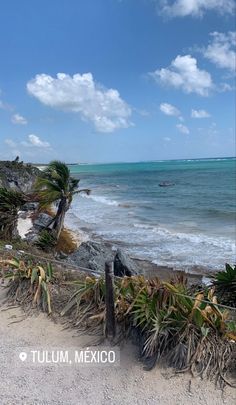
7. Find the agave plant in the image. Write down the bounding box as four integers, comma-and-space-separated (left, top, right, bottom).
1, 257, 53, 314
60, 276, 106, 334
61, 273, 236, 386
212, 264, 236, 307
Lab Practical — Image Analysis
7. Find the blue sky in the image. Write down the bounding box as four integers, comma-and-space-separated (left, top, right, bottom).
0, 0, 235, 163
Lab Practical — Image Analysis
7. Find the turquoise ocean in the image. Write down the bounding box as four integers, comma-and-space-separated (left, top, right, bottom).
66, 158, 236, 273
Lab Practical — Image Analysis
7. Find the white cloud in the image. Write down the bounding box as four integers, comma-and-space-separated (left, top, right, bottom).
160, 102, 180, 116
191, 109, 211, 118
219, 82, 234, 92
11, 113, 28, 125
160, 0, 235, 17
163, 136, 171, 142
202, 31, 236, 71
0, 100, 13, 111
176, 123, 190, 134
150, 55, 213, 96
137, 109, 150, 117
27, 72, 132, 133
22, 134, 50, 148
4, 138, 17, 148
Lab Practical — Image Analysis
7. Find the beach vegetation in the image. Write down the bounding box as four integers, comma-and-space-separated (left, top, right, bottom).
34, 160, 90, 240
36, 229, 57, 252
0, 188, 26, 240
212, 264, 236, 307
61, 274, 236, 386
1, 257, 53, 314
1, 255, 235, 386
56, 228, 77, 254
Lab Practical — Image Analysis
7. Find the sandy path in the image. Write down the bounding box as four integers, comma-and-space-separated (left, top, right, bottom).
0, 286, 235, 405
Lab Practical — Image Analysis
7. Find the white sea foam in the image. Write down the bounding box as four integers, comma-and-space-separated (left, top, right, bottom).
133, 223, 153, 230
81, 194, 119, 206
67, 158, 235, 272
68, 203, 235, 271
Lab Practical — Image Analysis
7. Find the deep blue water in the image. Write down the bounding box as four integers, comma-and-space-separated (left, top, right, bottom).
66, 158, 236, 272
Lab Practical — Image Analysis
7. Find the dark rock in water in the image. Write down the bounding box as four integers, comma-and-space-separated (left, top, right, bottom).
159, 182, 175, 187
114, 249, 138, 277
68, 241, 115, 274
33, 213, 53, 230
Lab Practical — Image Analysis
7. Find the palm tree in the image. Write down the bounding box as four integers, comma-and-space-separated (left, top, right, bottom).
0, 188, 26, 239
35, 161, 90, 239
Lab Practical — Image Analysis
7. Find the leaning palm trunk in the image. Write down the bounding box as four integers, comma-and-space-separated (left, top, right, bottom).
51, 197, 68, 239
34, 161, 90, 241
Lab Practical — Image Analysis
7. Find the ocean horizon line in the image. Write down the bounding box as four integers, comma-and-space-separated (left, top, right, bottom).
31, 156, 236, 166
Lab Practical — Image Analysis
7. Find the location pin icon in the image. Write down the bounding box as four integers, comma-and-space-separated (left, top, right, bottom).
19, 352, 27, 362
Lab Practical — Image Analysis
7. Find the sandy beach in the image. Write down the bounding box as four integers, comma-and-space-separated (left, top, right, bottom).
0, 285, 235, 405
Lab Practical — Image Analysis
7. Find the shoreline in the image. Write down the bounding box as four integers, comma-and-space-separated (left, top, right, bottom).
17, 211, 220, 284
65, 221, 214, 284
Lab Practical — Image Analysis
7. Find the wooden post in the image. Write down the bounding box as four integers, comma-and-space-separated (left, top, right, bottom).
105, 261, 116, 341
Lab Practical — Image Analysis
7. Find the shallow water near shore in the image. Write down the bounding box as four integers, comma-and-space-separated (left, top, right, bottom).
65, 158, 236, 273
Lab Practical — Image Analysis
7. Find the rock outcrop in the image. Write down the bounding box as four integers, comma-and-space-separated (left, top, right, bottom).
114, 249, 138, 277
21, 202, 39, 211
0, 160, 40, 193
33, 213, 53, 230
68, 241, 140, 276
24, 212, 54, 244
68, 241, 114, 274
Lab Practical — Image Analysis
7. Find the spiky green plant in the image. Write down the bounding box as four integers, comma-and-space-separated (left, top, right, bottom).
0, 187, 26, 239
1, 258, 53, 314
212, 264, 236, 307
34, 161, 90, 239
61, 274, 236, 386
36, 229, 57, 251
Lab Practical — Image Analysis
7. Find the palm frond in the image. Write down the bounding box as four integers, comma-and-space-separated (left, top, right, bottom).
33, 160, 90, 240
72, 188, 91, 196
0, 188, 26, 238
69, 177, 80, 192
46, 161, 70, 190
0, 187, 26, 211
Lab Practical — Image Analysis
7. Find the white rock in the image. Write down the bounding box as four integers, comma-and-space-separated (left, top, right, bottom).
5, 245, 13, 250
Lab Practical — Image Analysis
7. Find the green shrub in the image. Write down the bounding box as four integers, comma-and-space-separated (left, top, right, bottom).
61, 275, 236, 386
36, 230, 57, 251
0, 257, 53, 313
212, 264, 236, 307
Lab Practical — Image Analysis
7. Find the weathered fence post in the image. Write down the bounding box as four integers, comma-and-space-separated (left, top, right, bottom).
105, 261, 116, 341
